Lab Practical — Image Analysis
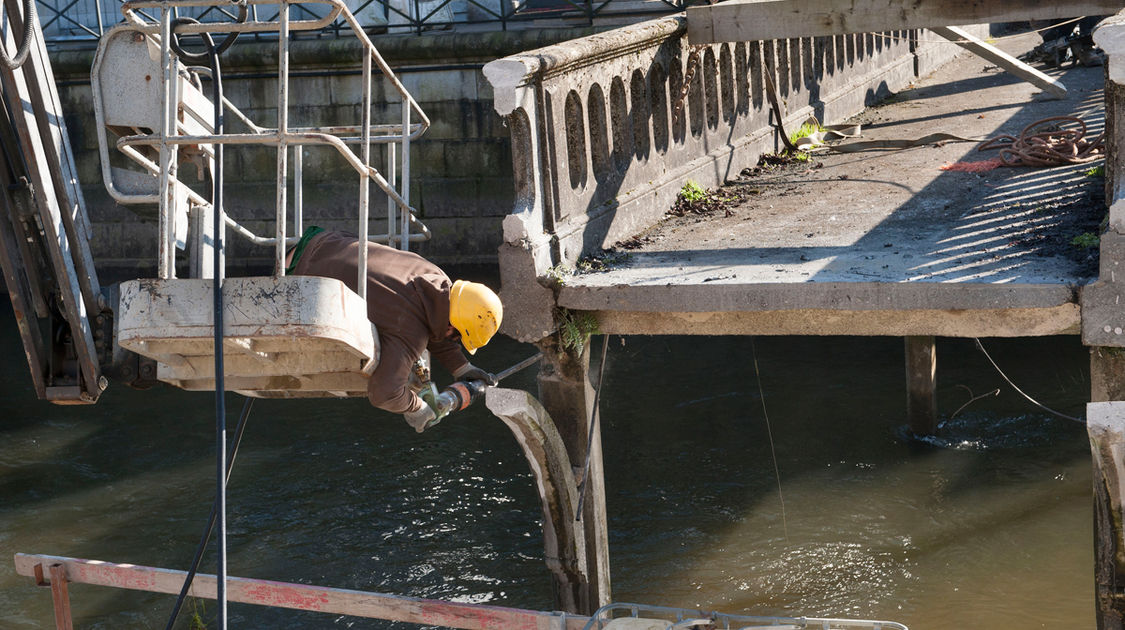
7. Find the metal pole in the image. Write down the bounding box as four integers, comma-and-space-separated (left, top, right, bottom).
400, 99, 410, 250
358, 50, 371, 300
275, 0, 289, 276
158, 8, 175, 279
386, 139, 396, 251
94, 0, 104, 38
294, 145, 303, 238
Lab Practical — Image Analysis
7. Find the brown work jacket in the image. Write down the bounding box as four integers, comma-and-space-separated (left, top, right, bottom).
291, 230, 470, 414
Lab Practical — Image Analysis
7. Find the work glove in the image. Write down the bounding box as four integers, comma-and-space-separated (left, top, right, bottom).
454, 363, 497, 386
403, 405, 437, 433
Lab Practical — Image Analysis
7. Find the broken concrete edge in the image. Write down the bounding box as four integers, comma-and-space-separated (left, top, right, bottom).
484, 387, 589, 608
1096, 12, 1125, 87
1085, 232, 1125, 347
1087, 401, 1125, 572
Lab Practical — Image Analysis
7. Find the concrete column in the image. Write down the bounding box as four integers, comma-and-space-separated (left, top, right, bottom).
904, 335, 937, 434
535, 336, 611, 614
484, 388, 588, 613
1092, 349, 1125, 630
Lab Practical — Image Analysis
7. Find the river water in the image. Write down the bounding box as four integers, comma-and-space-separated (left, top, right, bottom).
0, 303, 1093, 629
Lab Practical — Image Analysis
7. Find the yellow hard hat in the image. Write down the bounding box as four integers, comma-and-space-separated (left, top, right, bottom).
449, 280, 503, 355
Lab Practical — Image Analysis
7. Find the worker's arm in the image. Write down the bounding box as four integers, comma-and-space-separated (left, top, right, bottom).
366, 336, 424, 415
429, 335, 469, 376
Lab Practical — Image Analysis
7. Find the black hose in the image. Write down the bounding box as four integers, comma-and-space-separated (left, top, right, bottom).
163, 397, 254, 630
168, 4, 247, 66
208, 29, 229, 630
163, 14, 242, 629
0, 0, 35, 70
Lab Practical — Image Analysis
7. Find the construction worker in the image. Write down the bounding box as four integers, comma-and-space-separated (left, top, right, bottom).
1028, 16, 1107, 67
285, 227, 502, 432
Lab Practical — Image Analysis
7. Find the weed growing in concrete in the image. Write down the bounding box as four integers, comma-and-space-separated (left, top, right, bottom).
1086, 164, 1105, 177
544, 264, 573, 287
670, 181, 742, 216
1072, 232, 1100, 249
788, 121, 822, 148
679, 180, 707, 203
557, 308, 600, 354
577, 250, 630, 273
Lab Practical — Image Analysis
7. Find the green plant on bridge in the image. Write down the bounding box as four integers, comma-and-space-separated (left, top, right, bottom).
544, 263, 573, 288
557, 308, 600, 355
788, 120, 823, 150
679, 180, 707, 203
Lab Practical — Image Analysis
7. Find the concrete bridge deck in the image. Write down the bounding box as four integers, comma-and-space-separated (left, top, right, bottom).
557, 33, 1106, 338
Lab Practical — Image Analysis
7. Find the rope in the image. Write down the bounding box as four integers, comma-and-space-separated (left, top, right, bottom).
672, 44, 705, 126
0, 0, 36, 69
973, 338, 1083, 424
575, 334, 610, 521
976, 116, 1104, 167
750, 337, 788, 541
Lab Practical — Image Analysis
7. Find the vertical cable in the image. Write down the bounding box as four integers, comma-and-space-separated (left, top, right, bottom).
208, 37, 228, 630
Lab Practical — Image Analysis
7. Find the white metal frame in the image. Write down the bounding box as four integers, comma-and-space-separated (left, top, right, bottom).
91, 0, 431, 302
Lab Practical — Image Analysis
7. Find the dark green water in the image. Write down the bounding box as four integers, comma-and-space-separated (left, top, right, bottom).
0, 303, 1093, 629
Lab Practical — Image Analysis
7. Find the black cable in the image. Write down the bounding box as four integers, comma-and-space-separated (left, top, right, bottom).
162, 396, 254, 630
162, 13, 243, 628
0, 0, 36, 70
168, 4, 247, 65
207, 30, 229, 630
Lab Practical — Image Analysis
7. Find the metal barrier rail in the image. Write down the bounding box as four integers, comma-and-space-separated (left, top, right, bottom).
92, 0, 431, 295
13, 553, 590, 629
37, 0, 687, 42
14, 554, 910, 630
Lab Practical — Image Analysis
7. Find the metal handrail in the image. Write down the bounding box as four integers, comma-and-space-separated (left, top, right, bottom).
37, 0, 688, 43
91, 0, 431, 297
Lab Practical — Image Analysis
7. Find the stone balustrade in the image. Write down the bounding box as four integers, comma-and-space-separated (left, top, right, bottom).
485, 15, 968, 341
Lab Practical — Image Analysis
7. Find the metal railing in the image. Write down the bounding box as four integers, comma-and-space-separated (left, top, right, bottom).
37, 0, 687, 42
15, 553, 590, 629
91, 0, 431, 294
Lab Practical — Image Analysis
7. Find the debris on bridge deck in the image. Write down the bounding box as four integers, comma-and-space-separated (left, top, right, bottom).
559, 31, 1104, 339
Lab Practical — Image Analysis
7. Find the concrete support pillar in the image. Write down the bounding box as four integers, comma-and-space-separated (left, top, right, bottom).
1091, 350, 1125, 630
904, 335, 938, 434
535, 336, 611, 614
484, 388, 588, 613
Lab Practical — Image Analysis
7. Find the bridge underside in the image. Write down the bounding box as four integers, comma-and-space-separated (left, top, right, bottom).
559, 36, 1102, 338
